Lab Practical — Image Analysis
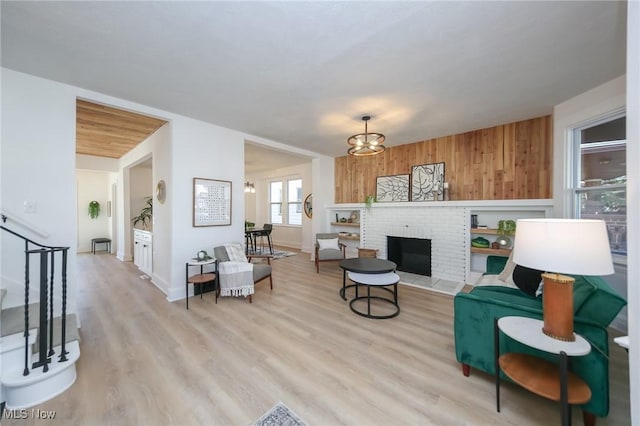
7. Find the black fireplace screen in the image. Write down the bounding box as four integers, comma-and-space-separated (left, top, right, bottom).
387, 236, 432, 276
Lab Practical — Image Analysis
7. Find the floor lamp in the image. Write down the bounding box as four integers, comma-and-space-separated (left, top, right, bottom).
512, 219, 614, 341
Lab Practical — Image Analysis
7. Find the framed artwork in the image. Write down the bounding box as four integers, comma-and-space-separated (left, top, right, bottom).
303, 193, 313, 218
193, 178, 232, 227
376, 174, 410, 202
411, 162, 445, 201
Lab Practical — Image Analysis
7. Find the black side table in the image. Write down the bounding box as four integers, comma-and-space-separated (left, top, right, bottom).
185, 258, 218, 309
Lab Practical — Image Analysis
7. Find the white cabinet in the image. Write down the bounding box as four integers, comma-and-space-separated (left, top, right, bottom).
134, 229, 153, 275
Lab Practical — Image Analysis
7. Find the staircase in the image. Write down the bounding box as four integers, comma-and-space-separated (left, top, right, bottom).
1, 215, 81, 409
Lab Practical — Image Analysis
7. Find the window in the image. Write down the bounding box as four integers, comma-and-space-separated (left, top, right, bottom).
573, 116, 626, 256
269, 181, 283, 224
269, 178, 303, 226
287, 179, 302, 225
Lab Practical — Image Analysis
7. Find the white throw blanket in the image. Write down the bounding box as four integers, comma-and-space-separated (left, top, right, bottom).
219, 243, 254, 297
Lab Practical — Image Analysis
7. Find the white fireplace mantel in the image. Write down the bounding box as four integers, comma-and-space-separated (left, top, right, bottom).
325, 199, 554, 285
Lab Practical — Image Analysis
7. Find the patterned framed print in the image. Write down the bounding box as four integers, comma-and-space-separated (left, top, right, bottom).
193, 178, 232, 226
376, 174, 410, 202
411, 162, 445, 201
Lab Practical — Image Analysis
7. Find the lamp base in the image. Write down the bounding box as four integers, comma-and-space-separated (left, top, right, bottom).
541, 273, 576, 342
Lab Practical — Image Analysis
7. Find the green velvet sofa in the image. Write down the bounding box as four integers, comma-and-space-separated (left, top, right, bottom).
454, 255, 626, 424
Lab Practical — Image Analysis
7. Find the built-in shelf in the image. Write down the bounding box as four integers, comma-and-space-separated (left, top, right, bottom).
338, 235, 360, 240
470, 228, 500, 235
331, 222, 360, 227
470, 247, 512, 256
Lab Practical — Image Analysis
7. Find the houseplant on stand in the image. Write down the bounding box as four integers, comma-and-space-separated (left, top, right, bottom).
132, 197, 153, 230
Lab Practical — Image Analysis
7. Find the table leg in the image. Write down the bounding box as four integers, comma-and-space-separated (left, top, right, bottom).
494, 317, 500, 413
200, 265, 204, 299
341, 269, 347, 300
560, 351, 569, 426
185, 263, 189, 310
367, 285, 371, 316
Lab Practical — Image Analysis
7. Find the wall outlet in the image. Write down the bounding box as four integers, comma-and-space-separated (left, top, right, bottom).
24, 200, 37, 213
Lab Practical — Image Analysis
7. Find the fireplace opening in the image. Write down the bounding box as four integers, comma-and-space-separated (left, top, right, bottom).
387, 236, 432, 276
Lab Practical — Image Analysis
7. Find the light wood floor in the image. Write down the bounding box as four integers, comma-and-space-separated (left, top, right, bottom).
6, 249, 630, 425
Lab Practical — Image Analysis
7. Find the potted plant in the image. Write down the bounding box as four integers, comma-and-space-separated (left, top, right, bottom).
132, 197, 153, 229
88, 201, 100, 219
496, 220, 517, 249
497, 219, 516, 235
364, 195, 375, 210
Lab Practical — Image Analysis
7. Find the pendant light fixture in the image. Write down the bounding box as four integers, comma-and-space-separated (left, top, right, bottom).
244, 181, 255, 193
347, 115, 386, 156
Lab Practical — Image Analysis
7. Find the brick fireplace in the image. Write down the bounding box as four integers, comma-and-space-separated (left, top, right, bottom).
361, 205, 468, 283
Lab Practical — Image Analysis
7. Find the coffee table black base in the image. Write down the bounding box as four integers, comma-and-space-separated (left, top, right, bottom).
349, 284, 399, 319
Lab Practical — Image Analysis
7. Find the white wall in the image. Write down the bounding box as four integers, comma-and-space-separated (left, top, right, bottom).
244, 189, 257, 226
76, 154, 118, 172
166, 117, 247, 301
76, 169, 112, 253
129, 165, 153, 231
252, 162, 312, 251
1, 69, 78, 311
626, 1, 639, 422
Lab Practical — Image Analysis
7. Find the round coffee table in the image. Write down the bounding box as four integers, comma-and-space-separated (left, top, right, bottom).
348, 271, 400, 319
339, 258, 396, 300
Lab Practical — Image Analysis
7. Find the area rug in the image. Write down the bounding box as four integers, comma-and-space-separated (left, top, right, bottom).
252, 401, 306, 426
249, 250, 296, 260
271, 250, 296, 260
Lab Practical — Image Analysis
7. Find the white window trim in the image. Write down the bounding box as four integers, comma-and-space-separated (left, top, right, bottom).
269, 176, 303, 227
570, 112, 627, 263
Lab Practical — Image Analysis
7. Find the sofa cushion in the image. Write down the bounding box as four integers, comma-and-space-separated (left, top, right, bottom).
512, 265, 544, 297
497, 252, 516, 282
486, 255, 509, 275
572, 274, 627, 328
469, 286, 543, 309
474, 274, 518, 289
317, 237, 340, 251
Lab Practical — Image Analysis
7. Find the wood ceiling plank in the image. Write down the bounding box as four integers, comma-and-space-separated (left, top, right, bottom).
76, 100, 167, 159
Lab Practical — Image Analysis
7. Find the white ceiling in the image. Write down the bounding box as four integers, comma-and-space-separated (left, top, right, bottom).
1, 1, 627, 161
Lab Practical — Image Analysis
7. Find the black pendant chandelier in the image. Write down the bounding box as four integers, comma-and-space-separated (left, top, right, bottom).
347, 115, 386, 156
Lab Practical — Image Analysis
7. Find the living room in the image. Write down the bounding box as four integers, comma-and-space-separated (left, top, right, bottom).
1, 1, 638, 424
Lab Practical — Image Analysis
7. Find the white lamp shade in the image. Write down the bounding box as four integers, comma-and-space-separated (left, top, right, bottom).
512, 219, 614, 276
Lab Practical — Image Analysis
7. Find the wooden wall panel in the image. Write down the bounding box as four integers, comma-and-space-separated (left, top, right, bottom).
334, 115, 552, 203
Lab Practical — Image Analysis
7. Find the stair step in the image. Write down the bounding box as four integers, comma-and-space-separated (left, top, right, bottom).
1, 303, 40, 338
1, 304, 79, 349
0, 328, 38, 354
34, 314, 80, 354
2, 340, 80, 409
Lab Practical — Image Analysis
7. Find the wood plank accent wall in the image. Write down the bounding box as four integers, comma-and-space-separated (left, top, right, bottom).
334, 115, 552, 203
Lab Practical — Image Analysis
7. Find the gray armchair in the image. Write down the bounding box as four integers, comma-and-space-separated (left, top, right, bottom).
213, 243, 273, 303
314, 233, 346, 273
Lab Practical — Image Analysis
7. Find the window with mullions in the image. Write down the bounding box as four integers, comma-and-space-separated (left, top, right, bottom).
573, 116, 626, 256
287, 179, 302, 225
269, 181, 283, 224
269, 178, 303, 226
